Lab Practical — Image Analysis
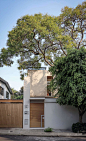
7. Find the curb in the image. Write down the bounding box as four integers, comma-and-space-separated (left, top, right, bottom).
0, 132, 86, 137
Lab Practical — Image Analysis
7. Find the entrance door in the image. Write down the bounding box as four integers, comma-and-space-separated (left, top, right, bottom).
30, 103, 44, 128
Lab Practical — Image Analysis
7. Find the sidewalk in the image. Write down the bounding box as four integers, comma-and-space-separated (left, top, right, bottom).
0, 128, 86, 137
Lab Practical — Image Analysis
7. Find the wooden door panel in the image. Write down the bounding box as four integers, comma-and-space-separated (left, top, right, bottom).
30, 103, 44, 128
0, 103, 23, 128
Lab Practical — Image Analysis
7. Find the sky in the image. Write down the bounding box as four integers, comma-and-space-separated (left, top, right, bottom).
0, 0, 85, 91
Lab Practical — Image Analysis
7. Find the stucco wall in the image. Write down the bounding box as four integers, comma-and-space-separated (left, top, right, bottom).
45, 98, 86, 129
0, 81, 11, 99
28, 70, 51, 97
23, 75, 30, 129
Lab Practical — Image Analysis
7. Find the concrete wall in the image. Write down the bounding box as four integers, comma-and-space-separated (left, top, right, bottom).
23, 75, 30, 129
23, 70, 52, 129
45, 98, 86, 129
28, 70, 51, 97
0, 81, 11, 99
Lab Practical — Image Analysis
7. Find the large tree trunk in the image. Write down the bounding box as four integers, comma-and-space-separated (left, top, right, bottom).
79, 113, 83, 123
78, 109, 83, 123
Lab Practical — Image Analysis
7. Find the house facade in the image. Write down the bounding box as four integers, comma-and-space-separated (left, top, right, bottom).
0, 77, 12, 99
23, 68, 86, 129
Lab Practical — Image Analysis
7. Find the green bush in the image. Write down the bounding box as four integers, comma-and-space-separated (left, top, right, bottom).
72, 122, 86, 133
44, 127, 52, 132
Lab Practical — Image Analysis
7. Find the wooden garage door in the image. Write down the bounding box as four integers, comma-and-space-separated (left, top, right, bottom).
0, 103, 23, 128
30, 103, 44, 128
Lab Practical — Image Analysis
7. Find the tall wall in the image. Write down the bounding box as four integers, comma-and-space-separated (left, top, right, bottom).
28, 70, 51, 97
23, 75, 30, 129
45, 98, 86, 129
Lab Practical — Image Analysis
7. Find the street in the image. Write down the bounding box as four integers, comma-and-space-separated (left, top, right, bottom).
0, 136, 86, 141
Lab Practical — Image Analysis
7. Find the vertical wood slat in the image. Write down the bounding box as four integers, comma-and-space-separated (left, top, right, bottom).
0, 103, 23, 128
30, 103, 44, 128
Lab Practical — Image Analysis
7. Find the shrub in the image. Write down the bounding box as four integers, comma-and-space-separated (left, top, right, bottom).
44, 127, 52, 132
72, 122, 86, 133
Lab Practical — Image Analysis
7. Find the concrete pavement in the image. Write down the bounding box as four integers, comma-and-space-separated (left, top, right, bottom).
0, 135, 86, 141
0, 128, 86, 137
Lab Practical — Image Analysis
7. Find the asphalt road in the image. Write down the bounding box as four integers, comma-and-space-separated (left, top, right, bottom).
0, 136, 86, 141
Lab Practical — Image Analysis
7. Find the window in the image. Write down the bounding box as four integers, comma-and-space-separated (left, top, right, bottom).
47, 76, 53, 96
0, 86, 4, 96
6, 91, 9, 99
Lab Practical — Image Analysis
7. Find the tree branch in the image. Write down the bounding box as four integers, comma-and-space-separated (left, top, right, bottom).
78, 20, 84, 49
59, 41, 67, 56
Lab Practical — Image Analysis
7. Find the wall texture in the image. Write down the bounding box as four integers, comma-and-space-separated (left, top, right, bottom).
45, 98, 86, 129
28, 70, 51, 97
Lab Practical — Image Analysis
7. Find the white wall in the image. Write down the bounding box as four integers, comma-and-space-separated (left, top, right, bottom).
23, 75, 30, 129
0, 81, 11, 99
45, 98, 86, 129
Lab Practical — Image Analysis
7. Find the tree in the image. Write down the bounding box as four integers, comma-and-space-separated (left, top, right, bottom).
11, 87, 23, 99
15, 95, 23, 99
19, 86, 23, 95
49, 48, 86, 123
11, 88, 19, 99
0, 2, 86, 79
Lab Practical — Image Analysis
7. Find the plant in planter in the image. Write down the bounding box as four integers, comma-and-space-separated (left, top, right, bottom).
44, 127, 52, 132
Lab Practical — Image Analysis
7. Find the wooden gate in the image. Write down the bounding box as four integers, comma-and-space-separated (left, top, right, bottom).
0, 100, 23, 128
30, 103, 44, 128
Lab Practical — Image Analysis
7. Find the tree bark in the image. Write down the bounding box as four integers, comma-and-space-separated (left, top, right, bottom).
78, 109, 83, 123
79, 113, 82, 123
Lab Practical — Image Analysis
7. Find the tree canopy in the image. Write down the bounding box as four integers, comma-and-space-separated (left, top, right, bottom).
49, 48, 86, 123
0, 1, 86, 79
11, 86, 23, 99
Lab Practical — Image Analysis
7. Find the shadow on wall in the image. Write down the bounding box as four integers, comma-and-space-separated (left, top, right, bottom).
28, 70, 47, 97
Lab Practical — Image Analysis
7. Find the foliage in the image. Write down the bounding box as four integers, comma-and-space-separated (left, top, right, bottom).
11, 87, 23, 99
11, 88, 19, 99
19, 86, 23, 95
49, 48, 86, 123
44, 127, 52, 132
57, 1, 86, 49
72, 122, 86, 133
15, 95, 23, 99
1, 2, 86, 79
11, 88, 19, 95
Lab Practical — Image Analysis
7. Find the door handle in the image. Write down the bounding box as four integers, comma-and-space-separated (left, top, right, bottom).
7, 114, 11, 116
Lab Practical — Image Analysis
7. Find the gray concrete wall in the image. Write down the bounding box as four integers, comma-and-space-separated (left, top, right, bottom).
45, 98, 86, 129
23, 75, 30, 129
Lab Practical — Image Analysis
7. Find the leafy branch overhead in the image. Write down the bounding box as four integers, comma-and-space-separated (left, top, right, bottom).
0, 2, 86, 79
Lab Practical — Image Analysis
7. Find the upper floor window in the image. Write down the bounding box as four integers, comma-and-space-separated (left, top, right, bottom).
6, 91, 9, 99
0, 86, 4, 96
47, 76, 53, 96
